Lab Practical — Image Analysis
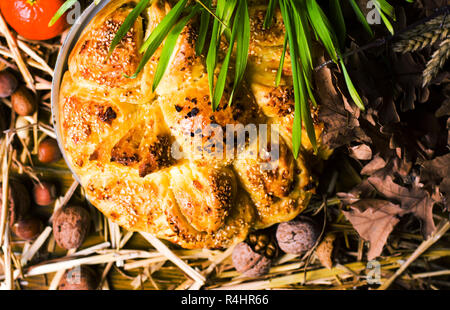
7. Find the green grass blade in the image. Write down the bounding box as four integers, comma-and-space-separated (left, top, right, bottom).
108, 0, 151, 59
221, 0, 238, 33
329, 0, 347, 49
221, 0, 238, 41
212, 32, 236, 111
206, 0, 236, 104
195, 0, 228, 29
212, 1, 240, 110
373, 0, 395, 34
293, 1, 316, 151
127, 0, 189, 79
152, 8, 200, 91
275, 33, 288, 87
139, 0, 188, 53
264, 0, 277, 29
229, 0, 250, 106
305, 0, 338, 63
301, 70, 317, 148
206, 0, 226, 101
375, 0, 396, 20
291, 1, 313, 73
348, 0, 374, 37
379, 10, 394, 34
340, 59, 365, 110
49, 0, 78, 27
196, 0, 212, 55
279, 0, 303, 158
304, 69, 317, 108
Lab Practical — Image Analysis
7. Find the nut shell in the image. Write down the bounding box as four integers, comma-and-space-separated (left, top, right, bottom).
0, 71, 18, 98
276, 217, 320, 255
232, 242, 271, 277
59, 266, 98, 290
53, 205, 90, 250
38, 138, 62, 163
0, 180, 31, 226
32, 182, 57, 206
13, 217, 43, 240
11, 86, 36, 116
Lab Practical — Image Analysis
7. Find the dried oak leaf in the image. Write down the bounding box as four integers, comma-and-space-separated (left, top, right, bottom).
420, 153, 450, 185
435, 84, 450, 118
415, 0, 449, 17
315, 233, 336, 269
314, 52, 370, 149
391, 9, 429, 112
368, 175, 436, 237
420, 153, 450, 209
361, 154, 387, 176
349, 144, 373, 161
342, 199, 404, 260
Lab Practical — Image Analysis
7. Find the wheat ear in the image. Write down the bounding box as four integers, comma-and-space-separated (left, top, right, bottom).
423, 37, 450, 87
394, 15, 449, 53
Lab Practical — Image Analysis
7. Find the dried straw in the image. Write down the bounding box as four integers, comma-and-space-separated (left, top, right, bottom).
378, 220, 450, 290
20, 226, 53, 266
140, 232, 206, 285
0, 13, 34, 90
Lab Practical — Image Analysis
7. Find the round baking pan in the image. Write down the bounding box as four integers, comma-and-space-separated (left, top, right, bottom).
51, 0, 111, 184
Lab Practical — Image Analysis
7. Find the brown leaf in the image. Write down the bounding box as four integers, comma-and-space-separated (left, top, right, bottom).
361, 154, 386, 175
315, 233, 336, 269
343, 199, 404, 260
349, 144, 373, 161
314, 52, 370, 149
421, 153, 450, 210
368, 175, 436, 237
420, 153, 450, 186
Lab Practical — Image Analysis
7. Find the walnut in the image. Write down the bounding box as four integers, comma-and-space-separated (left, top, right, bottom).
59, 266, 98, 290
276, 216, 320, 255
232, 242, 271, 277
53, 205, 91, 250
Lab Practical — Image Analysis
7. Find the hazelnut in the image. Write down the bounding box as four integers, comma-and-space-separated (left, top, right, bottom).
32, 182, 57, 206
11, 86, 36, 116
0, 180, 31, 226
0, 71, 18, 98
59, 266, 98, 290
53, 205, 90, 250
232, 242, 271, 277
276, 217, 320, 255
13, 216, 43, 240
38, 138, 62, 163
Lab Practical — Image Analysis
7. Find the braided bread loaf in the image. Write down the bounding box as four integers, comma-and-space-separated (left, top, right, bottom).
58, 0, 328, 249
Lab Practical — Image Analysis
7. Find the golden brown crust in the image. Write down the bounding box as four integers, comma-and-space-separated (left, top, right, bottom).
69, 3, 143, 89
59, 0, 324, 249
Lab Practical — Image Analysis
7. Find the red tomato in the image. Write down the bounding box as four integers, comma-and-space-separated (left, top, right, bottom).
0, 0, 69, 41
